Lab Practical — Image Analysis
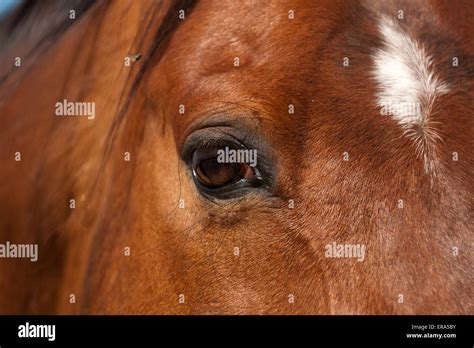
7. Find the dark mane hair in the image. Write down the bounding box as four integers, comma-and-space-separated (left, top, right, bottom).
0, 0, 95, 86
0, 0, 197, 89
0, 0, 198, 168
2, 0, 95, 38
104, 0, 198, 152
0, 0, 198, 312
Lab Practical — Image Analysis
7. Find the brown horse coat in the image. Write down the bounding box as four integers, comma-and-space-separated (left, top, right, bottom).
0, 0, 472, 314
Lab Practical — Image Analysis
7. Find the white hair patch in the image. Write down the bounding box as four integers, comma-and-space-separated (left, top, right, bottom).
372, 16, 449, 171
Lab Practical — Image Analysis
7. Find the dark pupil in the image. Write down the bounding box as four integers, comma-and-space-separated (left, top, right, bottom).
195, 158, 242, 187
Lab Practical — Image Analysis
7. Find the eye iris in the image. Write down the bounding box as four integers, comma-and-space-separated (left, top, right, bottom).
192, 148, 255, 188
195, 158, 239, 187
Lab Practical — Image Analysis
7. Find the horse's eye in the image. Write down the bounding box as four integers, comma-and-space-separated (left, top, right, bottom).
191, 146, 262, 198
193, 157, 254, 187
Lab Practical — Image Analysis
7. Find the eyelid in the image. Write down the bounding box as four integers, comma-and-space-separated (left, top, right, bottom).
193, 137, 247, 152
181, 127, 247, 164
181, 125, 276, 199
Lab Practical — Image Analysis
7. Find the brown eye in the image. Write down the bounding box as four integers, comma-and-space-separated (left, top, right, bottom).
192, 148, 256, 189
183, 136, 272, 200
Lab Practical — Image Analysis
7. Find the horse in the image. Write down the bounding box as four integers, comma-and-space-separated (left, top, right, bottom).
0, 0, 472, 314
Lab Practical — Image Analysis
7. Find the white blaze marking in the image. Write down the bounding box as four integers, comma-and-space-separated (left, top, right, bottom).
372, 16, 449, 129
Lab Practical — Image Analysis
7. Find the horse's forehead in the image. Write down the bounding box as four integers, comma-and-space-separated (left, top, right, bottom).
184, 0, 322, 57
168, 3, 311, 82
155, 0, 339, 139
